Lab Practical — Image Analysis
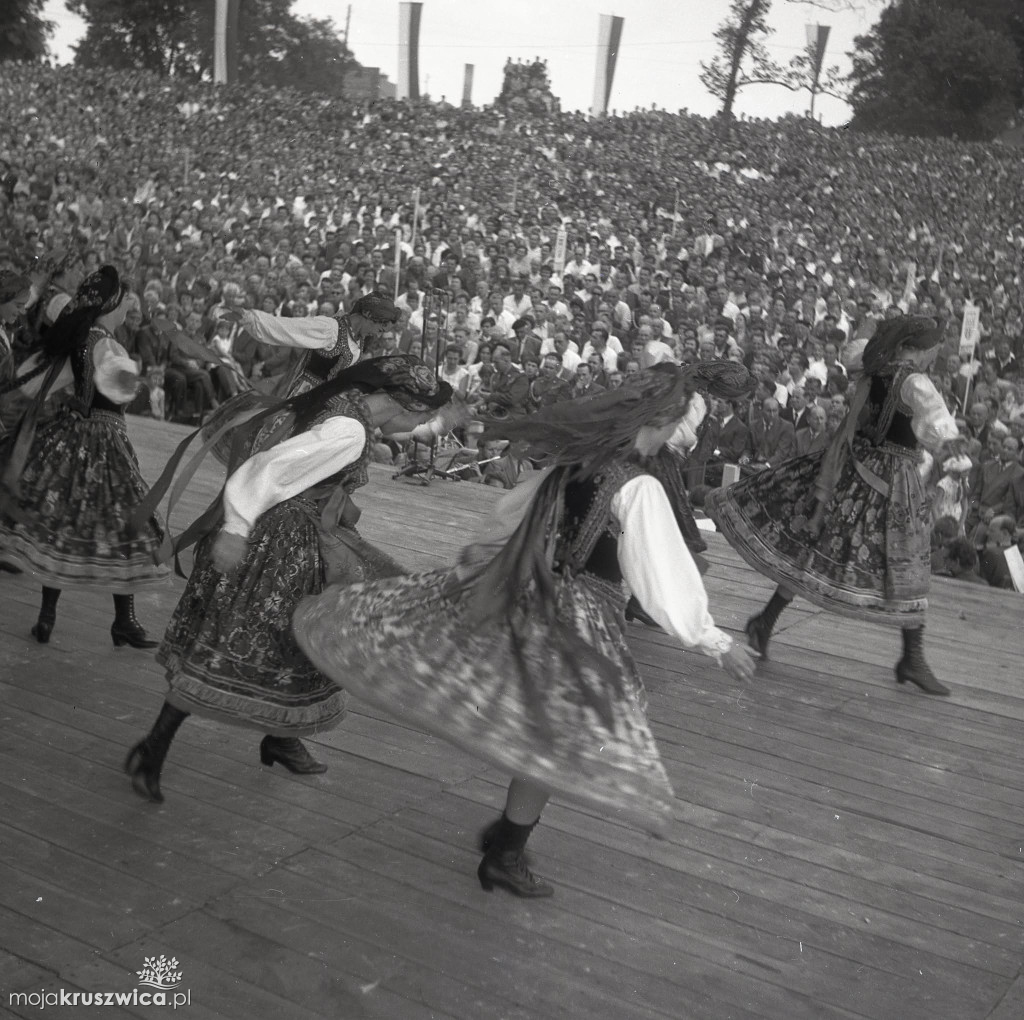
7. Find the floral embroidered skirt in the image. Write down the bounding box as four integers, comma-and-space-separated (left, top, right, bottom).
705, 438, 932, 627
159, 495, 404, 736
294, 569, 675, 834
0, 409, 169, 591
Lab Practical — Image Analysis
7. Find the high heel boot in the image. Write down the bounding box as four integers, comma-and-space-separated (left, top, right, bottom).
477, 815, 553, 898
124, 702, 189, 803
111, 594, 158, 648
895, 626, 950, 696
31, 586, 61, 644
745, 589, 791, 659
259, 736, 328, 774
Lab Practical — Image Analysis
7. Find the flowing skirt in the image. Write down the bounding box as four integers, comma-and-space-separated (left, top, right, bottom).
0, 409, 168, 591
294, 569, 675, 834
705, 439, 932, 627
159, 495, 403, 736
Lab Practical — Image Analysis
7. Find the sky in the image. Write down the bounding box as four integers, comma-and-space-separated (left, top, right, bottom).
41, 0, 883, 126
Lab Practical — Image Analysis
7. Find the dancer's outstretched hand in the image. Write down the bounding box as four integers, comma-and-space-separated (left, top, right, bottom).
721, 643, 756, 683
211, 530, 247, 573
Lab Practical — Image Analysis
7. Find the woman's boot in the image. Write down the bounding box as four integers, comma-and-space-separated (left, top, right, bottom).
745, 588, 791, 659
31, 586, 61, 644
259, 736, 328, 774
477, 815, 553, 898
124, 702, 189, 803
895, 626, 950, 696
111, 594, 158, 648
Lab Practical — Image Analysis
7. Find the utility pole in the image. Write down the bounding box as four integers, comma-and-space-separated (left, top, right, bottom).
343, 4, 351, 46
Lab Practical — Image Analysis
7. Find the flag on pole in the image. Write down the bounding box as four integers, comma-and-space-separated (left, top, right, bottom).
462, 64, 474, 107
805, 23, 831, 78
590, 14, 624, 117
398, 2, 423, 101
213, 0, 240, 85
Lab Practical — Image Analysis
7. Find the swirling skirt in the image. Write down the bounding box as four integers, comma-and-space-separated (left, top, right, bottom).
158, 496, 402, 736
294, 570, 674, 834
0, 409, 168, 591
705, 438, 932, 627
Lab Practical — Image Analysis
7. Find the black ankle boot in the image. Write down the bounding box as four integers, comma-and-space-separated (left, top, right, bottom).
259, 736, 327, 774
125, 702, 189, 803
625, 595, 660, 629
895, 627, 949, 696
745, 589, 791, 659
477, 814, 553, 898
111, 594, 158, 649
478, 850, 554, 898
31, 586, 61, 644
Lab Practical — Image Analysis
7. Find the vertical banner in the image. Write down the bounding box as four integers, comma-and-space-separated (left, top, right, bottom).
553, 226, 568, 275
959, 301, 980, 360
804, 23, 830, 119
398, 2, 423, 101
590, 14, 624, 117
213, 0, 240, 85
394, 229, 402, 299
462, 64, 474, 107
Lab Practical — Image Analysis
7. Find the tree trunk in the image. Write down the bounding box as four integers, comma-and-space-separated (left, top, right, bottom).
721, 0, 770, 121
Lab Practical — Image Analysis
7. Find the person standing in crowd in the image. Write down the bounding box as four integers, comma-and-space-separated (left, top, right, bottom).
294, 364, 754, 898
706, 316, 969, 696
0, 266, 168, 646
125, 357, 459, 803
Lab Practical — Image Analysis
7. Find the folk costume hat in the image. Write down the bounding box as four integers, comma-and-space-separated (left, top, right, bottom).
861, 315, 942, 376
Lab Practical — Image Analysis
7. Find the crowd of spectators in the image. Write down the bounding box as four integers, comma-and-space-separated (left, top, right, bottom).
1, 60, 1022, 586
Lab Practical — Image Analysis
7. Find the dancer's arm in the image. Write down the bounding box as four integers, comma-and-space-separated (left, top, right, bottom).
92, 334, 141, 403
228, 308, 354, 355
221, 416, 365, 538
613, 474, 746, 670
902, 373, 961, 452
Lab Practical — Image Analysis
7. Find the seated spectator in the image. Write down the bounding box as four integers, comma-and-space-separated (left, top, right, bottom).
978, 515, 1018, 589
744, 397, 795, 471
941, 536, 988, 585
571, 361, 605, 399
794, 405, 829, 456
528, 352, 572, 410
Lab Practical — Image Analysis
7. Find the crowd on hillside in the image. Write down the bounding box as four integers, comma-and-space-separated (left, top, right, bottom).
1, 61, 1022, 588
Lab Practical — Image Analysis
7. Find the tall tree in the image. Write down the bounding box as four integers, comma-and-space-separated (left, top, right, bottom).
1, 0, 53, 61
847, 0, 1022, 140
66, 0, 355, 93
700, 0, 869, 121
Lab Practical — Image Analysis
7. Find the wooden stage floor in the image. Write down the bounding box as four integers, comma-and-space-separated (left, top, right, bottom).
1, 416, 1021, 1020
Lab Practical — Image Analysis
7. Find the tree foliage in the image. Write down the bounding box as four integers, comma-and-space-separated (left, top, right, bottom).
847, 0, 1022, 140
700, 0, 864, 121
65, 0, 355, 93
1, 0, 53, 62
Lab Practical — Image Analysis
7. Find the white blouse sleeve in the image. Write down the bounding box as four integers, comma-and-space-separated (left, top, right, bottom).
92, 335, 140, 403
222, 416, 366, 539
612, 474, 733, 660
901, 372, 960, 452
665, 392, 707, 455
239, 308, 341, 351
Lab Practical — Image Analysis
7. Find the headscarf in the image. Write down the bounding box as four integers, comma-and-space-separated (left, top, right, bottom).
41, 264, 126, 361
861, 315, 942, 376
350, 291, 402, 325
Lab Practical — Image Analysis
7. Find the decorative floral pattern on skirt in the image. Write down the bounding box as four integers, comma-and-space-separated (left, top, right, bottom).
294, 569, 675, 834
705, 438, 932, 626
159, 496, 350, 736
0, 409, 168, 590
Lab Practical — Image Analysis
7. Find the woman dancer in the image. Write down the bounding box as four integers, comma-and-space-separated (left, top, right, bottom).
295, 363, 754, 897
0, 265, 167, 646
125, 356, 459, 802
705, 315, 968, 696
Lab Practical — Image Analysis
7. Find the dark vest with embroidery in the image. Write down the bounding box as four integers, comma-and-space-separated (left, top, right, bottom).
71, 327, 123, 415
863, 363, 917, 449
555, 461, 646, 584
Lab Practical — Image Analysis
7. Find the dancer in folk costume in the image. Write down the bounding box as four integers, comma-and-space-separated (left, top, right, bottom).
201, 290, 403, 454
294, 363, 754, 898
705, 316, 969, 696
625, 362, 754, 626
0, 265, 168, 646
124, 356, 460, 802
